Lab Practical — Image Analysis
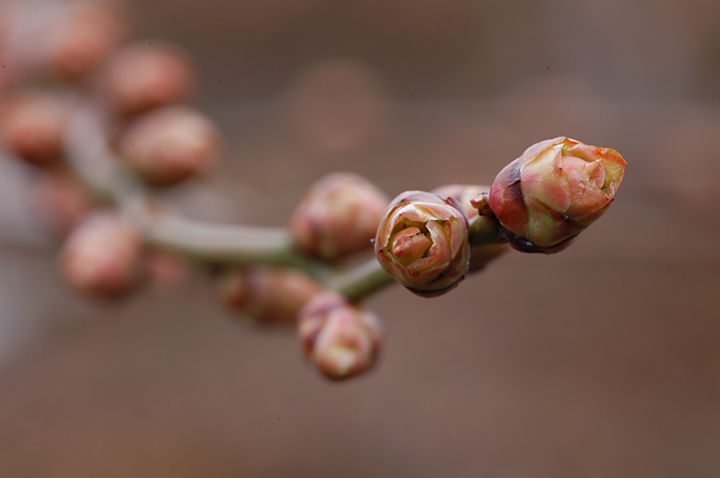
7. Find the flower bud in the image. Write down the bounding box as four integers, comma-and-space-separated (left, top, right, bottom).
432, 183, 509, 271
0, 91, 75, 167
40, 1, 129, 80
375, 191, 469, 297
289, 172, 390, 260
218, 267, 325, 326
59, 211, 144, 299
298, 292, 383, 381
97, 40, 194, 116
117, 106, 221, 187
483, 137, 627, 253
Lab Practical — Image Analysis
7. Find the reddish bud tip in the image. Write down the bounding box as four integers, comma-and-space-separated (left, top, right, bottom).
487, 137, 627, 253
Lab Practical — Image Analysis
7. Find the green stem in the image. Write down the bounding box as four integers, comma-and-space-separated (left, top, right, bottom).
467, 215, 506, 249
330, 257, 394, 302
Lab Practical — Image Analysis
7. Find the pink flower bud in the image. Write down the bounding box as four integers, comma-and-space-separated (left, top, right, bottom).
289, 172, 390, 260
118, 106, 221, 187
59, 211, 144, 299
0, 91, 75, 167
485, 137, 627, 253
375, 191, 470, 297
218, 267, 325, 326
40, 1, 129, 80
97, 40, 194, 116
298, 292, 383, 381
432, 183, 509, 271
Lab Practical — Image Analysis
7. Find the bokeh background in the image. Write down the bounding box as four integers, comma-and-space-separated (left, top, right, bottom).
2, 0, 720, 476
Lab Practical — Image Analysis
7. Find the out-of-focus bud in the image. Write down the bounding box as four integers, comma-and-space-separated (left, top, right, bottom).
0, 91, 75, 166
144, 251, 187, 289
289, 172, 390, 260
375, 190, 469, 297
298, 292, 383, 381
32, 171, 94, 237
218, 267, 325, 326
479, 137, 627, 253
41, 1, 129, 80
59, 211, 144, 299
97, 40, 194, 116
432, 183, 509, 272
117, 106, 220, 187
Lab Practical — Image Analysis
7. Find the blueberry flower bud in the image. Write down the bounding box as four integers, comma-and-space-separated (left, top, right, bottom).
375, 191, 470, 297
59, 211, 144, 299
289, 172, 390, 260
97, 40, 195, 117
432, 184, 509, 272
298, 292, 383, 381
484, 137, 627, 253
0, 91, 75, 167
218, 267, 325, 326
118, 106, 221, 187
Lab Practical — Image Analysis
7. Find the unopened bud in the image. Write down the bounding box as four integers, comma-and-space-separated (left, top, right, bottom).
219, 267, 325, 326
289, 172, 390, 260
59, 211, 144, 298
432, 183, 509, 271
0, 91, 75, 166
480, 137, 627, 253
40, 1, 129, 80
298, 292, 383, 381
375, 191, 469, 297
118, 106, 220, 187
97, 40, 194, 116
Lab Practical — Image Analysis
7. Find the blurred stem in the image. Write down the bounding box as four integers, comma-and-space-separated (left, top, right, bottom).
329, 257, 394, 302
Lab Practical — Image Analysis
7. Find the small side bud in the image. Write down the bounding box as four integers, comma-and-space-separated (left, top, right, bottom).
298, 292, 383, 381
375, 191, 470, 297
432, 183, 509, 271
289, 172, 390, 260
0, 91, 75, 167
486, 137, 627, 253
40, 1, 129, 80
97, 40, 195, 116
218, 267, 325, 326
117, 106, 221, 187
59, 211, 144, 299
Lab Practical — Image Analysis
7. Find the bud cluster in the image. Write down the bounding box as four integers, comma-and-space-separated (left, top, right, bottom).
0, 1, 628, 383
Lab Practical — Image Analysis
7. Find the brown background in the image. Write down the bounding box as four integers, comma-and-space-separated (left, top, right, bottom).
1, 0, 720, 476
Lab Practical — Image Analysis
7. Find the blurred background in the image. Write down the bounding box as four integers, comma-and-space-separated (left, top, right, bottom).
1, 0, 720, 476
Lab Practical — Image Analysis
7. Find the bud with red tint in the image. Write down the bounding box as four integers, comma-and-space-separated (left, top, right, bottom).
432, 183, 509, 272
289, 172, 389, 260
97, 40, 194, 116
298, 292, 383, 381
118, 105, 220, 187
375, 190, 469, 297
219, 267, 325, 326
40, 0, 129, 80
59, 211, 144, 299
480, 137, 627, 253
0, 91, 75, 167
